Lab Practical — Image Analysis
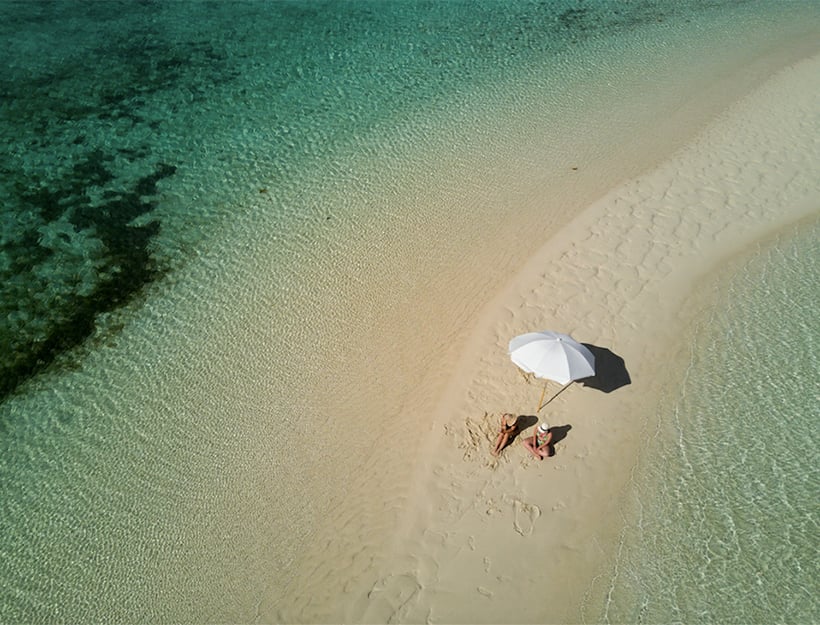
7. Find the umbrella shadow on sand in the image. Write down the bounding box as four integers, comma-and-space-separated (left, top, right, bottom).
579, 344, 631, 393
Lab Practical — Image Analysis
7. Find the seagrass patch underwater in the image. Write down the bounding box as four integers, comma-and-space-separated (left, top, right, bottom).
1, 1, 819, 622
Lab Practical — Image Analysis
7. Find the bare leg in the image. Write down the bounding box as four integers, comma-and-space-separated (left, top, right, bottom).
493, 430, 513, 455
500, 432, 513, 454
491, 432, 504, 456
521, 436, 543, 460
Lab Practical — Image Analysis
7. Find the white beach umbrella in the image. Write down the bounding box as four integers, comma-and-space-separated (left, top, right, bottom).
509, 330, 595, 413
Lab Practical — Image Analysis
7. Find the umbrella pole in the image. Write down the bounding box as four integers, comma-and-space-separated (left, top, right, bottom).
535, 380, 549, 413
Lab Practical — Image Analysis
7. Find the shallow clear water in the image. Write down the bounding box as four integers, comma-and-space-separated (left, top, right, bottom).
3, 0, 703, 397
1, 1, 819, 622
3, 0, 817, 400
592, 220, 820, 624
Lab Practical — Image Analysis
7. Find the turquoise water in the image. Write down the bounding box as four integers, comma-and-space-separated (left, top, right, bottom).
2, 0, 722, 398
3, 0, 817, 401
590, 220, 820, 624
2, 1, 819, 622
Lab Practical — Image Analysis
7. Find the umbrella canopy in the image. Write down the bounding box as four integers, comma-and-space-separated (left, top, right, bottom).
509, 331, 595, 412
509, 331, 595, 384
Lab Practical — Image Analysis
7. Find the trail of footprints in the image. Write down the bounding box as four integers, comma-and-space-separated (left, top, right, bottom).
512, 498, 541, 536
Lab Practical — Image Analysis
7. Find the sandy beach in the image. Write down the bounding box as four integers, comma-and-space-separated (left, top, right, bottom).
2, 4, 819, 623
266, 50, 820, 624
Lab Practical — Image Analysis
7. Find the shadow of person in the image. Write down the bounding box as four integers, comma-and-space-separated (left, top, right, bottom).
549, 424, 572, 445
540, 424, 572, 457
515, 414, 539, 431
516, 419, 570, 459
580, 344, 631, 393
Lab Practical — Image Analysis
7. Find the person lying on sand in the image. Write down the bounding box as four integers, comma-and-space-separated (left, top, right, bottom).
491, 413, 518, 456
521, 421, 553, 460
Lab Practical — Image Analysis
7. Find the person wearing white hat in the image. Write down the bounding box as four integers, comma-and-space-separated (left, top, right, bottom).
521, 421, 553, 460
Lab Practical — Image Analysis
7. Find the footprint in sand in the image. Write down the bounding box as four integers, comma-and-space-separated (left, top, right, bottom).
512, 499, 541, 536
477, 586, 493, 598
365, 573, 422, 620
485, 498, 502, 516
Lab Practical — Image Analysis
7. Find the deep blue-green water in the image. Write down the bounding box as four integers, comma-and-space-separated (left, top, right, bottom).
4, 0, 747, 399
1, 1, 818, 622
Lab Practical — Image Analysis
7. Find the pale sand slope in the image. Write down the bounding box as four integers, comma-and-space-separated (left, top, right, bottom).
270, 53, 820, 624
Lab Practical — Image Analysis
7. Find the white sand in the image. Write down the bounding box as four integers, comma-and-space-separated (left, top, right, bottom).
264, 50, 820, 624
